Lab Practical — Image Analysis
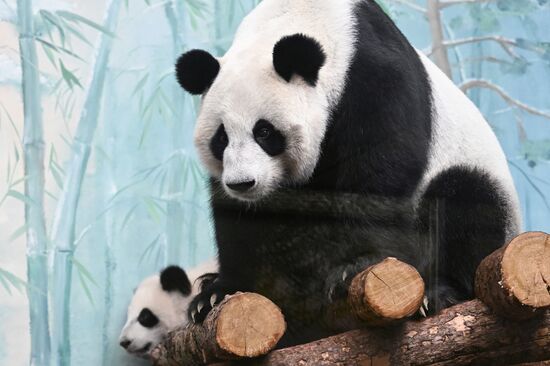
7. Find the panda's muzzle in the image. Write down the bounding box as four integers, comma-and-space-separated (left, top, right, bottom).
226, 180, 256, 192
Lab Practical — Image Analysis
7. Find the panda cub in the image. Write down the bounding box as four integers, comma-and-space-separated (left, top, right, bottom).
175, 0, 521, 347
119, 261, 217, 358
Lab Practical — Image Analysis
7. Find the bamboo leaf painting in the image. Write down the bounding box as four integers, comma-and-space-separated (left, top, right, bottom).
56, 10, 117, 37
0, 268, 26, 295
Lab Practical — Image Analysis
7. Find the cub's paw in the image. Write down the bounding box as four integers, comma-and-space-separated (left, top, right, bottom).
187, 284, 234, 324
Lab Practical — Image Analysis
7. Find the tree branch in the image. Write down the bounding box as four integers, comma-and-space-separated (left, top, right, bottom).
443, 36, 522, 59
387, 0, 427, 14
460, 79, 550, 119
439, 0, 495, 9
214, 300, 550, 366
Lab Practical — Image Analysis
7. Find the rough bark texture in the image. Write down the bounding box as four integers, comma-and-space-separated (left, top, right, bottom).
348, 257, 425, 325
224, 300, 550, 366
151, 293, 286, 366
475, 232, 550, 320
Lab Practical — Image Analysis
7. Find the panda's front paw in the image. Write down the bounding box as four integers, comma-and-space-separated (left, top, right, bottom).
325, 267, 353, 303
188, 283, 235, 324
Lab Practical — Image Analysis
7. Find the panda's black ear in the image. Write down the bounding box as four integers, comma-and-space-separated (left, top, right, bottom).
176, 49, 220, 95
160, 265, 192, 296
273, 34, 326, 86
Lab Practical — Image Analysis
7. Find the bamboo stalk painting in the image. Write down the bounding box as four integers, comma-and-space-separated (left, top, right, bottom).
50, 1, 122, 364
17, 0, 51, 364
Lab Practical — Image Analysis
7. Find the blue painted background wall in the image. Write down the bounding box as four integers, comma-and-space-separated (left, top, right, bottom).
0, 0, 548, 365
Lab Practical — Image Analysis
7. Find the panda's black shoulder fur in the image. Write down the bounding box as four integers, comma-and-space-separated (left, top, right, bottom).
308, 0, 433, 198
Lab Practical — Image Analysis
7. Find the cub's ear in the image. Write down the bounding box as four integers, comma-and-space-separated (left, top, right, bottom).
176, 49, 220, 95
160, 265, 192, 296
273, 34, 326, 86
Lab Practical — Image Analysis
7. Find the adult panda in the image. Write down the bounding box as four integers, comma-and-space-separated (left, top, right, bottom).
175, 0, 521, 346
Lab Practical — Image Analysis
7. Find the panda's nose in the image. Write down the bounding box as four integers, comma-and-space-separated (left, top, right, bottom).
226, 180, 256, 192
120, 339, 132, 349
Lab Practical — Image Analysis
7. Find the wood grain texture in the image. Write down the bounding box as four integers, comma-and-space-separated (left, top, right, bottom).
348, 257, 425, 325
151, 293, 285, 366
475, 232, 550, 320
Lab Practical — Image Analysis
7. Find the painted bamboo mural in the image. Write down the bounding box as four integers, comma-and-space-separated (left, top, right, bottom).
16, 0, 51, 364
1, 1, 549, 365
50, 0, 122, 364
164, 0, 187, 266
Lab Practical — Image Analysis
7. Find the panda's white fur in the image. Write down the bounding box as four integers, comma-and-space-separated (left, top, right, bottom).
119, 260, 217, 357
195, 0, 520, 219
194, 0, 358, 201
416, 52, 521, 239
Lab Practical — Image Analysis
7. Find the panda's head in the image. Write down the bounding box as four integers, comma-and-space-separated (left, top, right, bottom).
118, 266, 193, 358
176, 34, 328, 202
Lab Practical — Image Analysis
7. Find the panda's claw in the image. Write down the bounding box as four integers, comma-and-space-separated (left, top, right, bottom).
342, 270, 348, 282
419, 306, 427, 318
188, 282, 236, 324
327, 285, 335, 302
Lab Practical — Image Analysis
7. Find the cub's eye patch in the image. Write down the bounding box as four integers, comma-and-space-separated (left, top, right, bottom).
210, 124, 229, 161
138, 308, 159, 328
253, 120, 286, 156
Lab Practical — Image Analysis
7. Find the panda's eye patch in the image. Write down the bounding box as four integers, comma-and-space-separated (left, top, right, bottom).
253, 120, 286, 156
210, 124, 229, 161
138, 308, 159, 328
255, 126, 272, 140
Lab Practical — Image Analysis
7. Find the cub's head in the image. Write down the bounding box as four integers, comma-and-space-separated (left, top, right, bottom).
118, 266, 193, 358
176, 34, 328, 202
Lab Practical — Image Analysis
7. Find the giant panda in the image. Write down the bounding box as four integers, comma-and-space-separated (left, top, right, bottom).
119, 261, 217, 358
174, 0, 521, 346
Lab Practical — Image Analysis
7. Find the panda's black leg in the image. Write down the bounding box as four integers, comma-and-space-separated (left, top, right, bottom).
417, 166, 510, 315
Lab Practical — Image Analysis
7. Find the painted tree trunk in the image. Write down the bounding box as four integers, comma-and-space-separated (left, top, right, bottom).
17, 0, 52, 364
427, 0, 452, 77
100, 70, 119, 366
50, 1, 122, 364
164, 0, 186, 266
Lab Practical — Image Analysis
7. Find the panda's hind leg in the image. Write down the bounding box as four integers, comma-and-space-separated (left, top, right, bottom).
417, 166, 510, 314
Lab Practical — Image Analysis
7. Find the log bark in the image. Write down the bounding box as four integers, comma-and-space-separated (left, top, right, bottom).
348, 257, 425, 325
232, 299, 550, 366
151, 293, 286, 366
475, 232, 550, 320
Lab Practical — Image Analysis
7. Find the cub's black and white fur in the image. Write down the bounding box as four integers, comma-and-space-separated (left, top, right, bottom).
119, 261, 217, 357
175, 0, 521, 346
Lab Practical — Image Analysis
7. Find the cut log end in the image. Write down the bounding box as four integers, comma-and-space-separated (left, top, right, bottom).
476, 231, 550, 319
151, 293, 286, 366
348, 257, 425, 325
502, 232, 550, 308
216, 293, 286, 358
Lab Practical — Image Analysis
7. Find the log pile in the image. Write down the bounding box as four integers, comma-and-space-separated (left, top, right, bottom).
151, 232, 550, 366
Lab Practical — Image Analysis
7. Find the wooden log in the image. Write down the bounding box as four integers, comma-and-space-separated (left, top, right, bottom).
150, 293, 286, 366
228, 299, 550, 366
348, 257, 425, 325
475, 231, 550, 320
